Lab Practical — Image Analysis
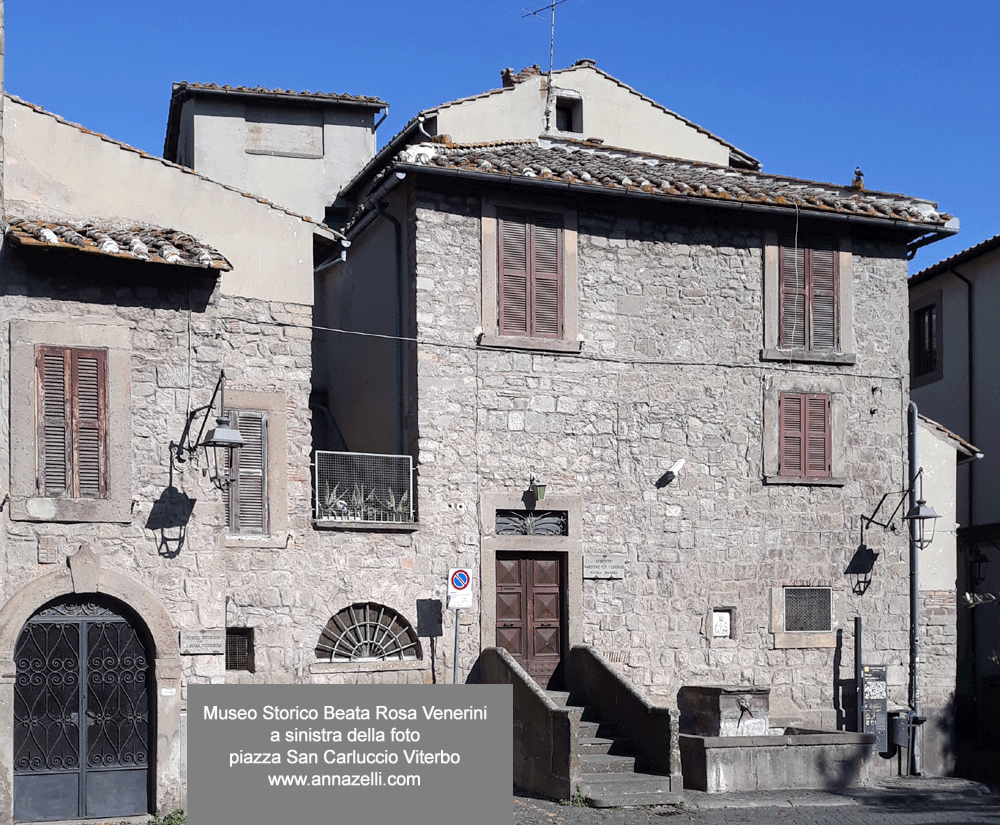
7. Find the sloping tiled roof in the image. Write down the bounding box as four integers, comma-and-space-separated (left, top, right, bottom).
6, 217, 232, 271
4, 95, 338, 238
347, 138, 953, 233
918, 413, 981, 461
173, 82, 387, 107
163, 82, 386, 163
909, 232, 1000, 287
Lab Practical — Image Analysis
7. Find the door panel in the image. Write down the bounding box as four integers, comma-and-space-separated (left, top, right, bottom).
14, 596, 151, 821
496, 552, 565, 686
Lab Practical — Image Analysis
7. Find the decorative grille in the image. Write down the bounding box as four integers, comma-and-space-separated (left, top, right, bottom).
784, 587, 832, 632
226, 628, 254, 672
316, 603, 421, 662
314, 451, 413, 523
495, 510, 568, 535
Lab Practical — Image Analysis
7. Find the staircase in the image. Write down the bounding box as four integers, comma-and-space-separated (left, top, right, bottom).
547, 690, 682, 808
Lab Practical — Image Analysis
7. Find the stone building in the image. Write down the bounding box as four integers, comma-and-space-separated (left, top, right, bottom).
0, 56, 965, 821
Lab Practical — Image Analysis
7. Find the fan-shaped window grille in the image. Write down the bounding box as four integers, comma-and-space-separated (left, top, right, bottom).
316, 603, 422, 662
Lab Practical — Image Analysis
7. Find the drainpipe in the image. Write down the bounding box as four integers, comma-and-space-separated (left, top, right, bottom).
950, 267, 975, 529
373, 201, 405, 456
907, 400, 922, 775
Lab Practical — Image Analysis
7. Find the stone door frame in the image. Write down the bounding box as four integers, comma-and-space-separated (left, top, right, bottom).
0, 546, 183, 822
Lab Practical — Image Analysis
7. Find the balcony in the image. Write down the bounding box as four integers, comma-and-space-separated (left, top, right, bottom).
313, 451, 414, 526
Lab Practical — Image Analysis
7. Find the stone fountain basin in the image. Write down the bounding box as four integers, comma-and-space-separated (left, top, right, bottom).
679, 728, 877, 793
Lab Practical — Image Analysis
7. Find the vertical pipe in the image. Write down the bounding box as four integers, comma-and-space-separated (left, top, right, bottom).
453, 609, 461, 685
855, 616, 863, 733
907, 400, 921, 774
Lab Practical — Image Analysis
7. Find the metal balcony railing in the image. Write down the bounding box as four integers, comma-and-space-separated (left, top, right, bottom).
313, 451, 414, 523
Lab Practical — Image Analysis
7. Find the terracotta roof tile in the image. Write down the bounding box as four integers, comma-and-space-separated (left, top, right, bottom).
6, 217, 232, 271
354, 138, 951, 232
174, 82, 387, 107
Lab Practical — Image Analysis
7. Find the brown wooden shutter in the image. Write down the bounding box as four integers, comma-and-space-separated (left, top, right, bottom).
38, 348, 69, 496
779, 243, 807, 349
805, 394, 831, 477
809, 241, 838, 350
530, 213, 563, 338
779, 392, 803, 477
779, 238, 838, 351
779, 391, 830, 478
499, 211, 529, 335
228, 410, 268, 534
36, 346, 107, 498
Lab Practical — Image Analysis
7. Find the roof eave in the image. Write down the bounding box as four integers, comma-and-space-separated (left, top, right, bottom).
391, 162, 954, 238
909, 232, 1000, 287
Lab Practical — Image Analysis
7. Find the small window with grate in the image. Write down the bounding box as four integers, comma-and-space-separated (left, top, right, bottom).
783, 587, 832, 632
226, 627, 255, 672
316, 603, 421, 662
495, 510, 568, 536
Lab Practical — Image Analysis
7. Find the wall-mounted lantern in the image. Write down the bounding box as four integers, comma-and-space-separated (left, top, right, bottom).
529, 473, 546, 502
900, 470, 940, 551
969, 549, 990, 588
174, 370, 245, 490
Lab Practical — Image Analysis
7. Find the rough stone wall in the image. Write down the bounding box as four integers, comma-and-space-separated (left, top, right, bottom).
409, 187, 924, 730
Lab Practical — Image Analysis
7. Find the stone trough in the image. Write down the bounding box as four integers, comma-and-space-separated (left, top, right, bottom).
678, 686, 876, 793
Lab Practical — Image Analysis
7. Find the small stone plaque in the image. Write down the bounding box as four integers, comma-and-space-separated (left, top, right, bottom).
180, 628, 226, 655
583, 554, 626, 579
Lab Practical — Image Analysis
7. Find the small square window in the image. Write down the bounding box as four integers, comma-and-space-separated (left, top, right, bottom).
784, 587, 832, 632
555, 98, 582, 133
226, 628, 255, 672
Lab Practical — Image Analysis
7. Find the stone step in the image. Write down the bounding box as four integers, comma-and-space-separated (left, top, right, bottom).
577, 719, 619, 738
545, 690, 572, 706
579, 752, 638, 774
579, 771, 682, 808
578, 735, 633, 755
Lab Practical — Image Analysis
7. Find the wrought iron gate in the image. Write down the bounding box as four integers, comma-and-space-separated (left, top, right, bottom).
14, 596, 152, 821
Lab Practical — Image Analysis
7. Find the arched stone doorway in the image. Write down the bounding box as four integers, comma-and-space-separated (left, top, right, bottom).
0, 546, 183, 823
14, 594, 153, 821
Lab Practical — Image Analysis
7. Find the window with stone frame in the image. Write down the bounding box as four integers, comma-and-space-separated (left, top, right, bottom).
225, 409, 269, 535
761, 231, 854, 365
35, 346, 109, 499
479, 197, 581, 354
778, 392, 831, 480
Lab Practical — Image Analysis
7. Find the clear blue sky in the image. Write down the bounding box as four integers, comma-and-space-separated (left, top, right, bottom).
5, 0, 997, 270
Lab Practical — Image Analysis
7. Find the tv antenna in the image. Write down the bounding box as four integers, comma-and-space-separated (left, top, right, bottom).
522, 0, 573, 132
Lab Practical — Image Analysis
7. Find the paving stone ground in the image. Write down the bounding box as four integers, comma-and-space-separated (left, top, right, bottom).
512, 779, 1000, 825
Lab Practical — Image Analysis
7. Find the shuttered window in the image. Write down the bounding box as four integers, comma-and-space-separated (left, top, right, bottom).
35, 346, 108, 499
225, 409, 268, 534
779, 238, 838, 351
779, 392, 830, 479
498, 209, 564, 339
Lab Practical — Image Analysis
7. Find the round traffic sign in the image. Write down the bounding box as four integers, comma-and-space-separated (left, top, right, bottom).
450, 569, 470, 590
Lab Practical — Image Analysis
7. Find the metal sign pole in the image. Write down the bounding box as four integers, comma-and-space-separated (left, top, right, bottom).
453, 608, 461, 685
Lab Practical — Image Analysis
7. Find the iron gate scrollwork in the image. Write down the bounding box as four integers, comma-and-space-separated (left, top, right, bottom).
14, 595, 152, 821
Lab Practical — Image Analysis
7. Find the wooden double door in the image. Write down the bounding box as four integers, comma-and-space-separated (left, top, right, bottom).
496, 552, 565, 687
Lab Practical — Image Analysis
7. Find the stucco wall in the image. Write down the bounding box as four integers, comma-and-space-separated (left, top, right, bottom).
182, 96, 377, 221
433, 67, 731, 166
3, 97, 318, 305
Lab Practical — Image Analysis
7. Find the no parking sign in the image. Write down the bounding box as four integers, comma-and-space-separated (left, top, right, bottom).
448, 568, 473, 610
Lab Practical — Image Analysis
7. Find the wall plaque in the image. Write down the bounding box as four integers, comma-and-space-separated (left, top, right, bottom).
583, 554, 626, 579
181, 628, 226, 655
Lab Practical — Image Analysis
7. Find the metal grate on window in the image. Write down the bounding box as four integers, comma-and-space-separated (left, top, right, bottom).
316, 603, 421, 662
226, 628, 254, 672
784, 587, 832, 632
314, 451, 413, 523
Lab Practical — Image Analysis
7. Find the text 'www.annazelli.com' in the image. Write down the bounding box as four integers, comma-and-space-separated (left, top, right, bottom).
268, 773, 420, 787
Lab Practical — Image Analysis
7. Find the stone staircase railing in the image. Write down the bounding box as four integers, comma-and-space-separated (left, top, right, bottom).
567, 645, 683, 791
479, 646, 580, 800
